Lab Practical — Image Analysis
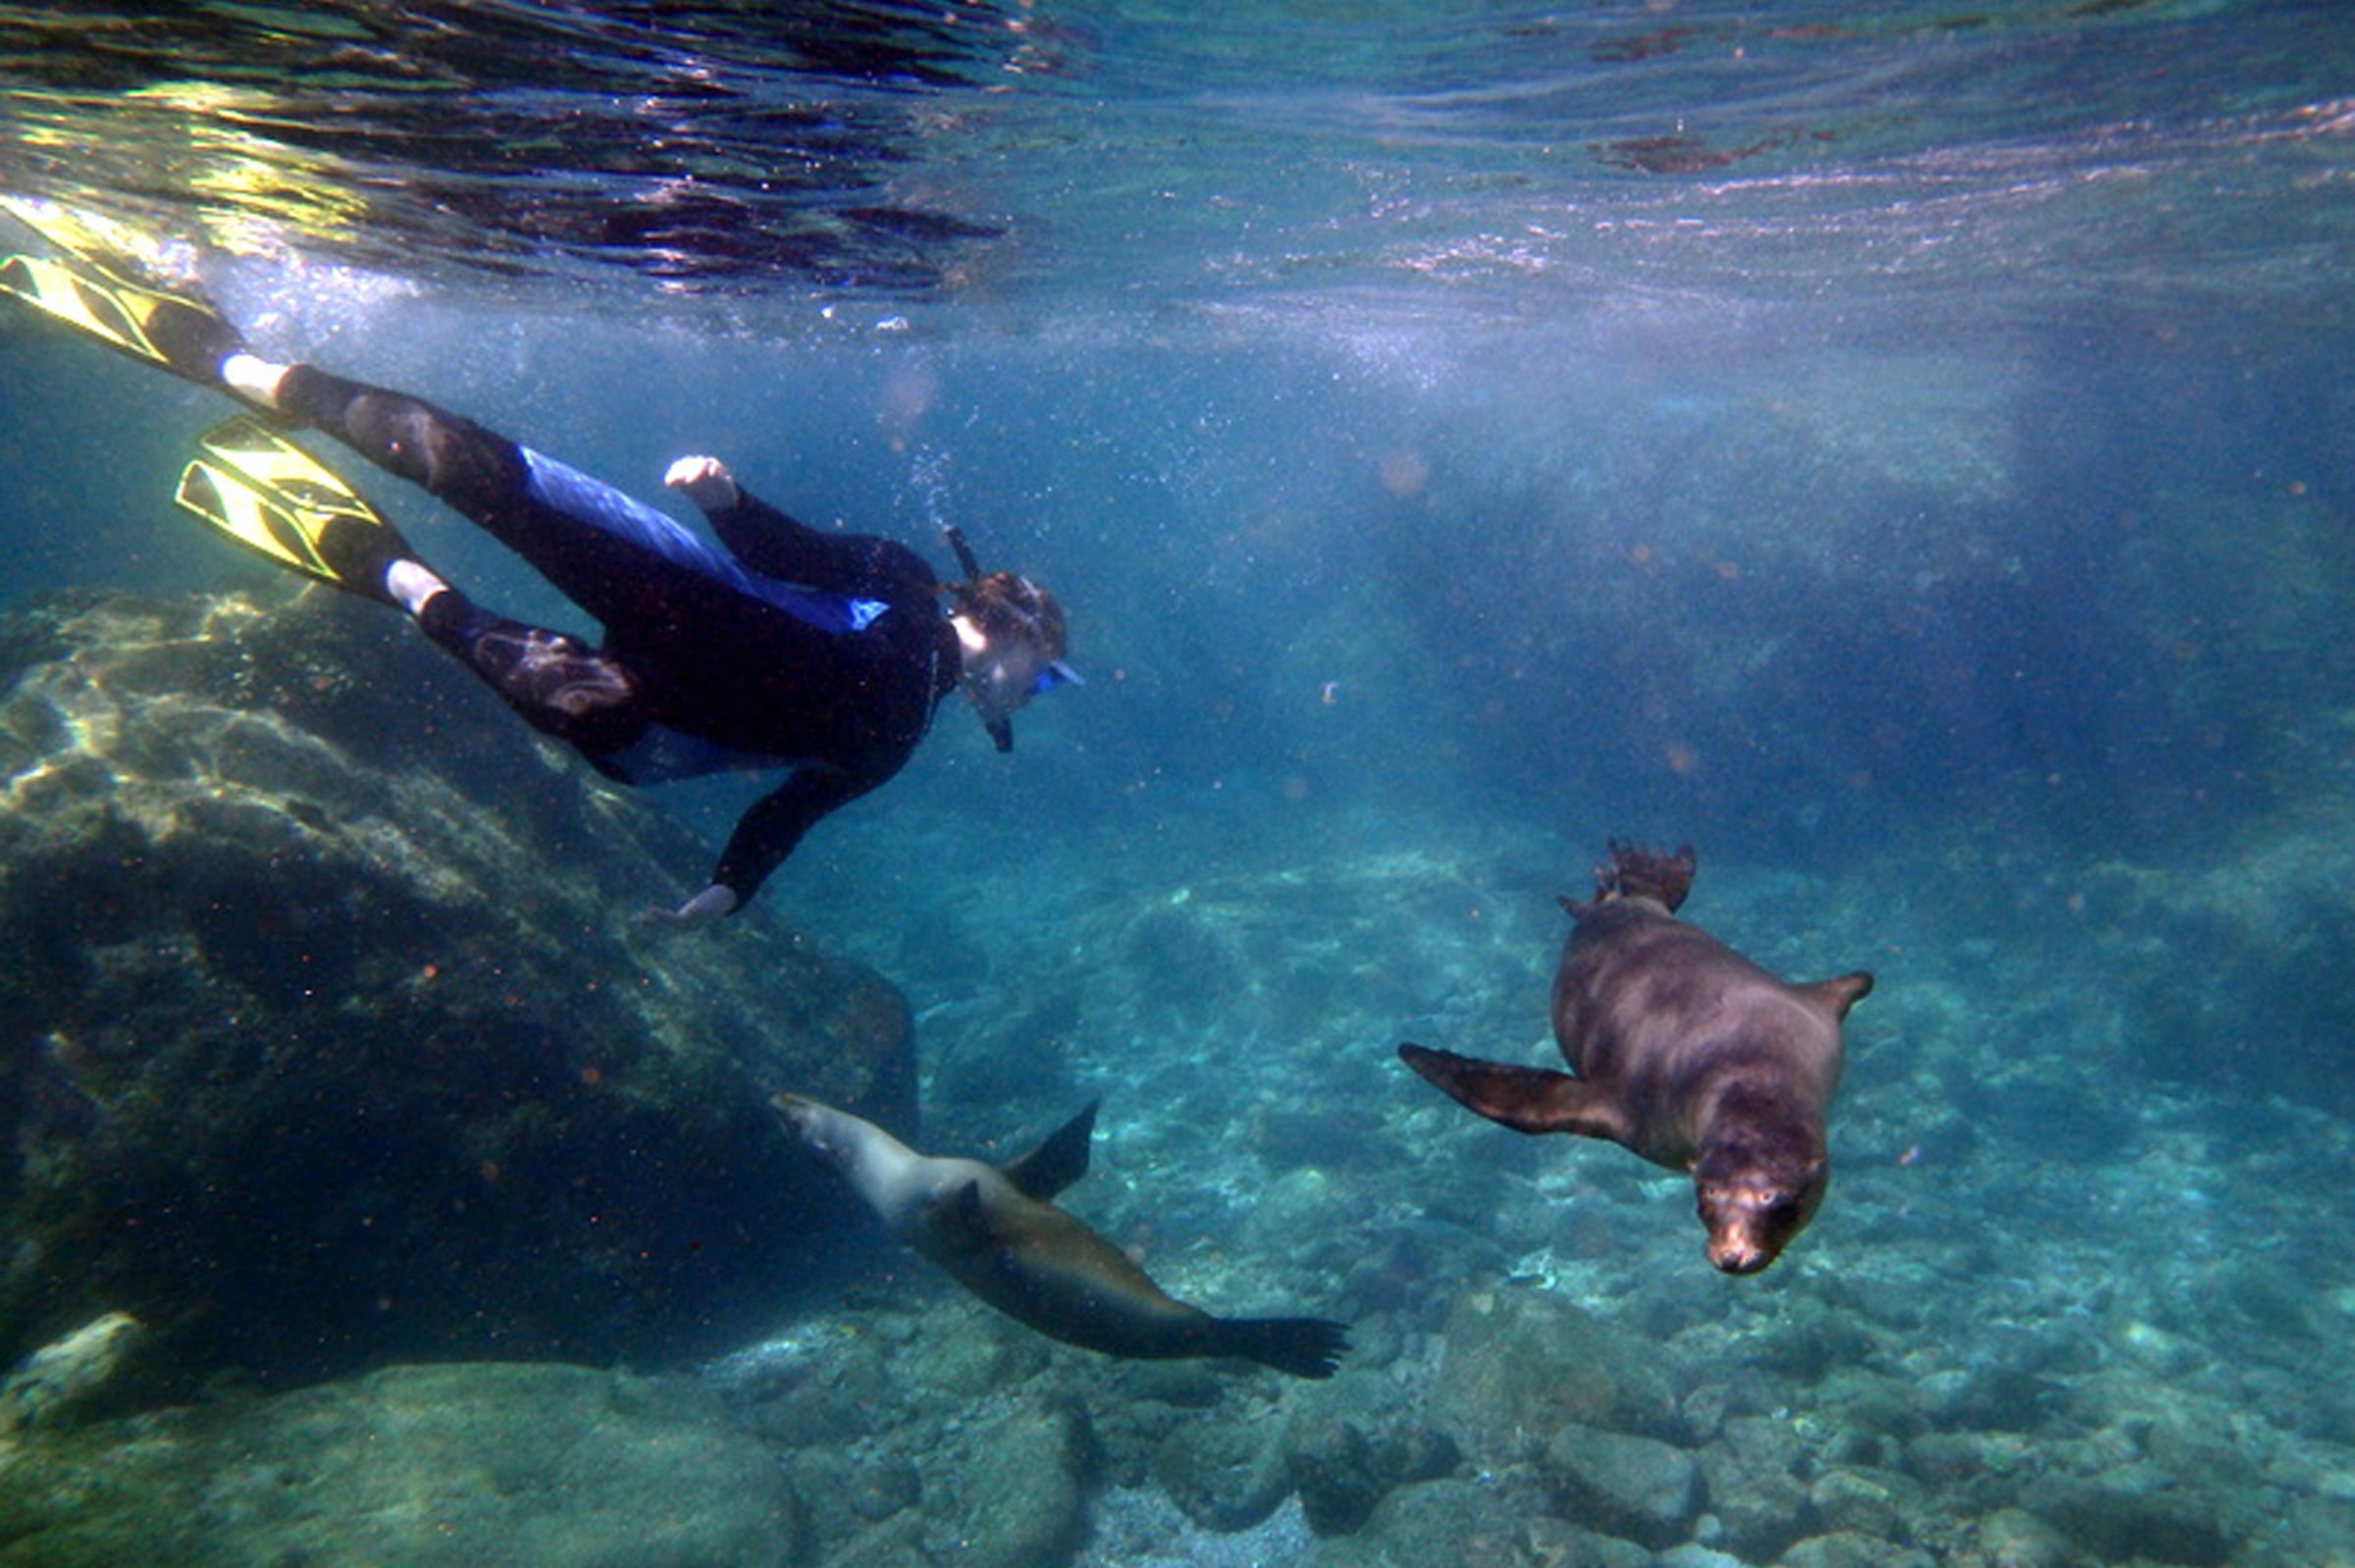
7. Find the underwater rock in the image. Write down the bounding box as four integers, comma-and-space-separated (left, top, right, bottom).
715, 1317, 909, 1451
0, 1361, 799, 1567
1152, 1410, 1292, 1532
1696, 1428, 1815, 1563
1518, 1519, 1658, 1568
0, 588, 916, 1386
813, 1511, 931, 1568
897, 1304, 1055, 1403
1293, 1476, 1636, 1568
1733, 1296, 1882, 1384
0, 1311, 147, 1436
1956, 1506, 2077, 1568
1918, 1357, 2067, 1435
1900, 1429, 2045, 1512
1541, 1421, 1702, 1549
782, 1442, 922, 1544
2019, 1463, 2235, 1566
1076, 1487, 1314, 1568
946, 1403, 1092, 1568
1742, 353, 2018, 507
2088, 824, 2355, 1114
1656, 1547, 1753, 1568
1806, 1462, 1931, 1543
1283, 1398, 1461, 1538
1775, 1531, 1936, 1568
1285, 1417, 1387, 1537
1813, 1367, 1925, 1457
1074, 1363, 1225, 1492
746, 1328, 1092, 1568
1428, 1288, 1685, 1462
1341, 1217, 1511, 1331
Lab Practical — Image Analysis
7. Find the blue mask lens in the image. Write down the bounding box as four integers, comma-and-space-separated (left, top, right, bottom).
1030, 660, 1082, 696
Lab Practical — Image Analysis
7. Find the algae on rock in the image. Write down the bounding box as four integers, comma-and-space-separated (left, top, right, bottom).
0, 587, 917, 1387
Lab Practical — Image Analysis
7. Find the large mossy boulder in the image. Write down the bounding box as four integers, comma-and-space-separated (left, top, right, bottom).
0, 588, 916, 1386
2084, 811, 2355, 1114
0, 1361, 799, 1568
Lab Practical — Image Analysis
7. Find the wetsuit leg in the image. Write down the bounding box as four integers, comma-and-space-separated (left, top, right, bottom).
275, 365, 527, 520
265, 366, 656, 754
272, 364, 752, 641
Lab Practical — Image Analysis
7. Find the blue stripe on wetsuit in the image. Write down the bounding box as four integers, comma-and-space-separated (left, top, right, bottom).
519, 447, 889, 636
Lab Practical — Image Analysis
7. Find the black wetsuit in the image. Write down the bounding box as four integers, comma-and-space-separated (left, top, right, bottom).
275, 365, 964, 910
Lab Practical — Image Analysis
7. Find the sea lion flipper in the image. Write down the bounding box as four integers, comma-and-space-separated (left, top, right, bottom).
1799, 970, 1874, 1019
1001, 1100, 1098, 1201
1597, 839, 1697, 911
1398, 1044, 1628, 1141
1212, 1316, 1350, 1381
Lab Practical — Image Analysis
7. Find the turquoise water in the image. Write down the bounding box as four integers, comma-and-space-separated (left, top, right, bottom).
1, 4, 2352, 1565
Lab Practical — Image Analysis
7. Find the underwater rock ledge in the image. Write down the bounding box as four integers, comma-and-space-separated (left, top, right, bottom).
0, 587, 916, 1390
0, 1361, 800, 1568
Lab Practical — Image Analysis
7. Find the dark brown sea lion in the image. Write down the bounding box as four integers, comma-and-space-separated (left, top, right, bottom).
1399, 841, 1871, 1274
774, 1094, 1348, 1377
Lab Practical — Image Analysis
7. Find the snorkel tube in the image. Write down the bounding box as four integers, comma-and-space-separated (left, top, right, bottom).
942, 521, 985, 583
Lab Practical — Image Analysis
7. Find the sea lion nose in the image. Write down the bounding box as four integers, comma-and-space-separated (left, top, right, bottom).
1709, 1237, 1767, 1275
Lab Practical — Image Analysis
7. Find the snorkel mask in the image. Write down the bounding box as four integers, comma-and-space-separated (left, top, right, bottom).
943, 523, 1078, 752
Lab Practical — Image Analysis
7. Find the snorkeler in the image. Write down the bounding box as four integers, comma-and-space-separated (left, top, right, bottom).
0, 200, 1076, 924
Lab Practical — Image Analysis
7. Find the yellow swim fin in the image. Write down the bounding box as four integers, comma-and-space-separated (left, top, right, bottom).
0, 197, 243, 381
174, 416, 399, 597
0, 195, 178, 279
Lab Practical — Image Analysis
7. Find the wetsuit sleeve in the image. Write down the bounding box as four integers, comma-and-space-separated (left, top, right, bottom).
703, 490, 835, 581
709, 763, 882, 908
705, 488, 941, 598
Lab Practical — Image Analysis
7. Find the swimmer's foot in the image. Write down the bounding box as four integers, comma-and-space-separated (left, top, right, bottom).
462, 620, 646, 742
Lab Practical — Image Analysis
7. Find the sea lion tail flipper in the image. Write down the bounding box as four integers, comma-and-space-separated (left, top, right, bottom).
1596, 839, 1697, 911
1397, 1045, 1628, 1140
1213, 1316, 1350, 1380
1800, 971, 1874, 1019
1001, 1100, 1098, 1201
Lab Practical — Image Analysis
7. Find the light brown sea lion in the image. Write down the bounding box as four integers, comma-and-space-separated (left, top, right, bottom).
1399, 840, 1871, 1274
774, 1094, 1348, 1378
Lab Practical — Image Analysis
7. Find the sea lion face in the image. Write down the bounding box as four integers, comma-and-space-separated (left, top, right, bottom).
1693, 1142, 1827, 1275
772, 1093, 847, 1167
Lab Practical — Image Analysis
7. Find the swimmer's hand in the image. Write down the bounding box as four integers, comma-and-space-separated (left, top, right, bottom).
641, 883, 740, 930
664, 454, 740, 512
